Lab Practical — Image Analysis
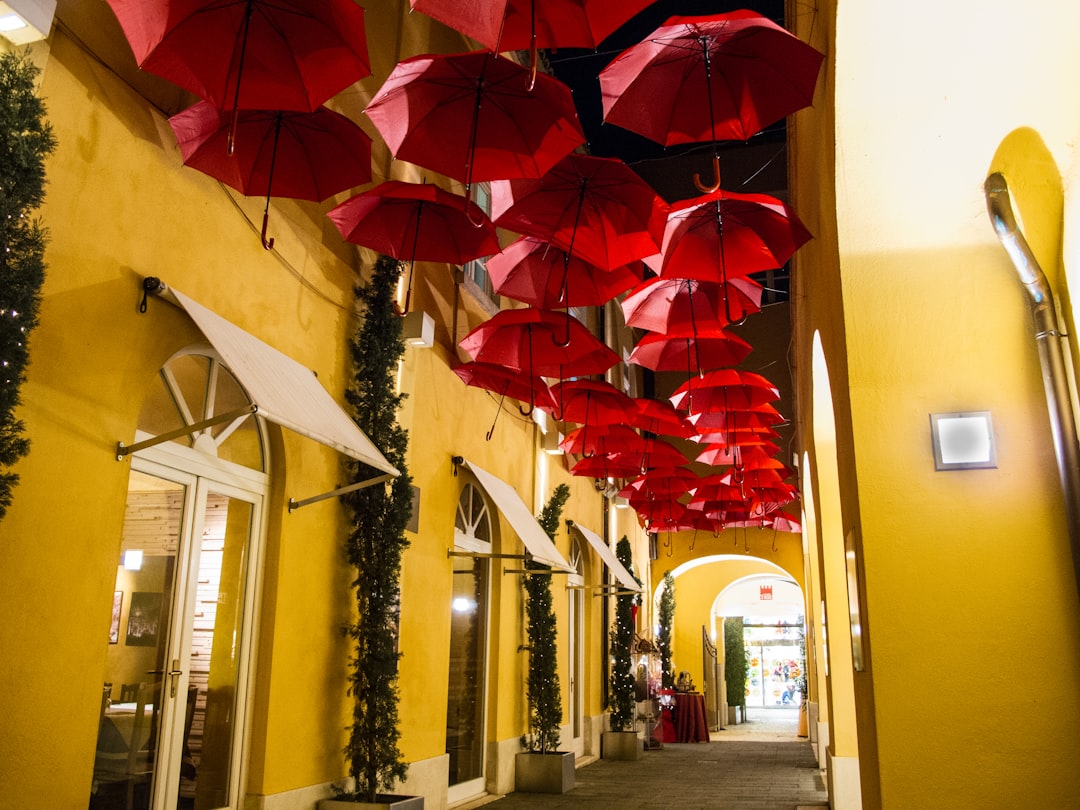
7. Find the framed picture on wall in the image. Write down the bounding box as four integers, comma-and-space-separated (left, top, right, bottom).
109, 590, 123, 644
126, 591, 162, 647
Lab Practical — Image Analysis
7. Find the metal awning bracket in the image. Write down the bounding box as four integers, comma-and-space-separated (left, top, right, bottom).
447, 550, 527, 560
116, 404, 258, 460
288, 473, 394, 512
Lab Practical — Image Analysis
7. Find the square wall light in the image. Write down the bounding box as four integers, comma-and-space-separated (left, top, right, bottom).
402, 310, 434, 348
930, 411, 997, 470
0, 0, 55, 43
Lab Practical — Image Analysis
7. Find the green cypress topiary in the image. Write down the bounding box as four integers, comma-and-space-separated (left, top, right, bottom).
0, 51, 56, 522
608, 536, 637, 731
340, 254, 412, 802
657, 571, 676, 689
521, 483, 570, 754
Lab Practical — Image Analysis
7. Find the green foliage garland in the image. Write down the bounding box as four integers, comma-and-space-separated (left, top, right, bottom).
0, 52, 55, 521
608, 536, 637, 731
657, 571, 676, 689
724, 617, 747, 711
340, 255, 413, 802
521, 483, 569, 754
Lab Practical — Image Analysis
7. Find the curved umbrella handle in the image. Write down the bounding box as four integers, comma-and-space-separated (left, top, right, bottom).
518, 403, 535, 417
693, 155, 721, 194
261, 212, 274, 251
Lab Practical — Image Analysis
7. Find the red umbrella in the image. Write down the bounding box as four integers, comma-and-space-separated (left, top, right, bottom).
328, 181, 499, 313
570, 454, 646, 479
486, 237, 643, 308
608, 437, 689, 473
693, 426, 781, 445
491, 153, 667, 271
107, 0, 370, 149
627, 326, 752, 374
598, 10, 824, 191
657, 189, 812, 284
560, 425, 648, 457
409, 0, 653, 86
620, 276, 763, 333
550, 379, 638, 425
619, 467, 700, 500
669, 368, 780, 413
452, 361, 557, 440
459, 308, 618, 379
694, 442, 782, 467
170, 101, 372, 249
627, 398, 694, 438
364, 51, 584, 204
687, 408, 786, 437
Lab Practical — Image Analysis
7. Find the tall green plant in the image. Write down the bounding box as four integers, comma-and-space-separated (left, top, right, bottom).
340, 255, 412, 802
0, 52, 55, 522
657, 571, 676, 689
724, 617, 747, 711
521, 483, 569, 754
608, 536, 637, 731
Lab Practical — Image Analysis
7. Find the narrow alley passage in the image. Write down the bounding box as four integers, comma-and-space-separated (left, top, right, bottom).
474, 709, 829, 810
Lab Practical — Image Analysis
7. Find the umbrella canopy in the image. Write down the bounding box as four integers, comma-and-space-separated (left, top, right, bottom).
607, 437, 689, 472
490, 153, 667, 271
670, 368, 780, 413
452, 361, 557, 413
459, 307, 618, 378
694, 442, 782, 468
410, 0, 654, 54
569, 453, 648, 479
598, 10, 824, 190
627, 397, 694, 438
364, 51, 584, 199
170, 101, 372, 249
619, 467, 700, 500
550, 379, 638, 425
486, 237, 643, 308
328, 181, 498, 264
560, 424, 648, 457
105, 0, 371, 113
620, 276, 763, 333
657, 189, 812, 283
627, 326, 752, 373
686, 408, 786, 435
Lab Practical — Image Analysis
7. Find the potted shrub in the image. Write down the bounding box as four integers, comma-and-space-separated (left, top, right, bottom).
601, 536, 643, 761
724, 617, 747, 726
515, 484, 575, 794
321, 256, 421, 809
657, 571, 675, 689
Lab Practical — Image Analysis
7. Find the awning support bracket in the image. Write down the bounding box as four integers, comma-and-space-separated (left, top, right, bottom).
116, 404, 258, 460
447, 550, 527, 560
288, 473, 394, 512
504, 567, 573, 576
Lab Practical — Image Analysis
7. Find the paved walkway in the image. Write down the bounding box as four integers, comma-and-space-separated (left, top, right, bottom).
480, 708, 829, 810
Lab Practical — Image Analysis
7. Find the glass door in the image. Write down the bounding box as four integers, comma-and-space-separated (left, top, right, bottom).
92, 457, 263, 810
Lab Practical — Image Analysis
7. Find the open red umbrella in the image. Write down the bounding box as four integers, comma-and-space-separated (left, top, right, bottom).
670, 368, 780, 413
608, 437, 689, 473
107, 0, 370, 150
491, 153, 667, 272
550, 379, 637, 425
598, 10, 824, 191
619, 467, 700, 500
459, 307, 618, 380
170, 101, 373, 250
627, 326, 752, 374
328, 181, 499, 313
621, 276, 763, 333
364, 51, 584, 205
570, 454, 647, 479
560, 424, 648, 457
627, 397, 694, 438
453, 361, 557, 440
694, 442, 782, 468
657, 189, 812, 284
486, 237, 643, 308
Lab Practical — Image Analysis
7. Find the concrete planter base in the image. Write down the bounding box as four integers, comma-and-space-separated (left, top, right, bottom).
727, 706, 743, 725
514, 751, 575, 794
318, 795, 424, 810
601, 731, 643, 761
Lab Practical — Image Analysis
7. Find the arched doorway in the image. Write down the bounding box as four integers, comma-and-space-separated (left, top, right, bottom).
446, 482, 493, 804
92, 349, 269, 810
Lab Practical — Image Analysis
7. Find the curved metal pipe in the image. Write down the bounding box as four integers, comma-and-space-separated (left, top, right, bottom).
985, 172, 1080, 601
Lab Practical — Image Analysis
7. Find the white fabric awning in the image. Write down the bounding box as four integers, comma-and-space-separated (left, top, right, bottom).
461, 459, 572, 571
166, 287, 398, 477
570, 523, 641, 592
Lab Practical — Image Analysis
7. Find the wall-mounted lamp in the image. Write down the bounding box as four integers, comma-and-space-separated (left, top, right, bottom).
0, 0, 56, 43
542, 427, 564, 455
122, 549, 143, 571
613, 496, 629, 509
402, 310, 434, 348
930, 411, 997, 470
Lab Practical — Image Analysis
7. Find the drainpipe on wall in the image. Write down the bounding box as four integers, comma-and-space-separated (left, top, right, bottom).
985, 172, 1080, 603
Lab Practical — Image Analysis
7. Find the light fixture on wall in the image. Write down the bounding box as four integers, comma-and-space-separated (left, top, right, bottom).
402, 310, 434, 348
930, 411, 997, 470
542, 427, 564, 455
0, 0, 55, 43
122, 549, 143, 571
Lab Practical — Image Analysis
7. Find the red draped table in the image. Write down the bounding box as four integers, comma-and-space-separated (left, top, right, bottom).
653, 692, 709, 743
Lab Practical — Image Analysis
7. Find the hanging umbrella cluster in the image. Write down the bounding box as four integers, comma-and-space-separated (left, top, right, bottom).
107, 0, 377, 250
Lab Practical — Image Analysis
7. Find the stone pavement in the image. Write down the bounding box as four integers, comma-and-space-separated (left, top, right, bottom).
476, 708, 829, 810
